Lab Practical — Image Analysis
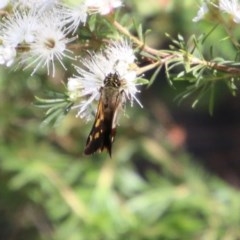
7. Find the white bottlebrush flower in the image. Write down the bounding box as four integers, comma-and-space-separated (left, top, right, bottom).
59, 3, 88, 34
11, 0, 59, 11
21, 12, 76, 76
68, 53, 115, 120
0, 0, 9, 9
219, 0, 240, 23
85, 0, 123, 15
67, 39, 140, 120
0, 9, 39, 47
193, 2, 209, 22
0, 7, 75, 76
105, 40, 140, 105
0, 45, 16, 66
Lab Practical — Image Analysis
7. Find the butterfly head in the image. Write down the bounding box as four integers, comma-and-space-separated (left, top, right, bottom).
103, 72, 121, 88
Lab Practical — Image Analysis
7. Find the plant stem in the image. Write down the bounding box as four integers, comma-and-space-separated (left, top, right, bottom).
109, 20, 240, 76
137, 61, 162, 75
113, 20, 164, 56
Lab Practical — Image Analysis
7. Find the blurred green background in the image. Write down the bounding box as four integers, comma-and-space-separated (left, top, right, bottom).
1, 0, 240, 239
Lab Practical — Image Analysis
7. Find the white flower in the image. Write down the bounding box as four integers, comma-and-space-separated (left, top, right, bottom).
0, 9, 39, 47
219, 0, 240, 23
0, 45, 16, 66
193, 2, 209, 22
0, 2, 80, 76
20, 12, 76, 76
105, 40, 140, 105
0, 0, 9, 9
11, 0, 59, 11
59, 3, 88, 34
67, 39, 141, 120
85, 0, 123, 15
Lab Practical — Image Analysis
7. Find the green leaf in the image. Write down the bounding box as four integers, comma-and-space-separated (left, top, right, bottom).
137, 24, 143, 42
136, 77, 149, 85
88, 14, 97, 32
147, 64, 162, 88
34, 91, 73, 126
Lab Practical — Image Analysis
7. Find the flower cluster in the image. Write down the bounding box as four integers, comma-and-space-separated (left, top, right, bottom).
193, 0, 240, 23
1, 0, 141, 126
67, 39, 141, 121
86, 0, 123, 15
0, 0, 123, 76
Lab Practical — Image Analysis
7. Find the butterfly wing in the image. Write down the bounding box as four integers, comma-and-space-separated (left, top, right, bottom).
84, 96, 114, 156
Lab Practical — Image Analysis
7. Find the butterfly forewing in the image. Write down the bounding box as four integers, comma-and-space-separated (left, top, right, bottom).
84, 72, 124, 156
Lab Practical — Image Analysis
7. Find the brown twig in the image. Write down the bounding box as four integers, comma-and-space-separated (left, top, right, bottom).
113, 20, 240, 76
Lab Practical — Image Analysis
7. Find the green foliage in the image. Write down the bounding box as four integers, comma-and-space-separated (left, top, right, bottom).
34, 91, 74, 127
1, 132, 240, 240
0, 69, 240, 239
165, 31, 240, 114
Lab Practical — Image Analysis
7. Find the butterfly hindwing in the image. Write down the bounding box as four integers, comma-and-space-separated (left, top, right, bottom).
84, 99, 105, 154
84, 96, 115, 156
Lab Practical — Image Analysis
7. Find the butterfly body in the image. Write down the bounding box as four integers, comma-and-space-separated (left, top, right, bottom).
84, 72, 125, 156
